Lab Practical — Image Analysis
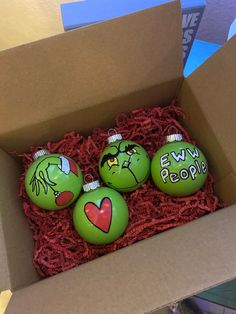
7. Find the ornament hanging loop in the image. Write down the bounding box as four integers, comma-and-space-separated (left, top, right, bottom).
167, 125, 179, 135
33, 149, 50, 160
107, 129, 123, 144
166, 126, 183, 143
84, 174, 94, 184
108, 128, 118, 137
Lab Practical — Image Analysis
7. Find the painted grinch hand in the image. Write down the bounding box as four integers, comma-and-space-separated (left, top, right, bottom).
25, 151, 83, 210
30, 156, 76, 195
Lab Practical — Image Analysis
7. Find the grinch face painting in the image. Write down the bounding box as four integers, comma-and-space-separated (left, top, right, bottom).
99, 140, 150, 192
25, 152, 83, 210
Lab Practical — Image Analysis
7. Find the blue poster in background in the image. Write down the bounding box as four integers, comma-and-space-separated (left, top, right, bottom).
60, 0, 206, 66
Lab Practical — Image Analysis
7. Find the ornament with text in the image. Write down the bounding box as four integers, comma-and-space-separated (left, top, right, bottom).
151, 134, 208, 196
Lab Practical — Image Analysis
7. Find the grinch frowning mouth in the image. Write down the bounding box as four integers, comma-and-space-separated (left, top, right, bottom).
99, 140, 150, 192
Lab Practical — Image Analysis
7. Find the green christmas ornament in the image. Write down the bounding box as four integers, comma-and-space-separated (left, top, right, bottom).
99, 133, 150, 192
25, 150, 83, 210
151, 134, 208, 196
73, 180, 129, 245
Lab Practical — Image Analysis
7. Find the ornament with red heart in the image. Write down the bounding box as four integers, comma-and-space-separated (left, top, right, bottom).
73, 180, 129, 245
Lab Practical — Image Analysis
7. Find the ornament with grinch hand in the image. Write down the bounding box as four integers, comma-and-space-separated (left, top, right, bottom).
25, 150, 83, 210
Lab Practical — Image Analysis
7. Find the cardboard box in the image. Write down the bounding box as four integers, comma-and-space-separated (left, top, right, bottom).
0, 1, 236, 313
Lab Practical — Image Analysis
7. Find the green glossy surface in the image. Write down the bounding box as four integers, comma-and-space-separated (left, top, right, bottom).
99, 140, 150, 192
25, 154, 83, 210
73, 187, 129, 245
151, 141, 208, 196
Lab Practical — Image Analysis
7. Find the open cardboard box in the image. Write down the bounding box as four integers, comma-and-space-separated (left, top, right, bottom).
0, 0, 236, 313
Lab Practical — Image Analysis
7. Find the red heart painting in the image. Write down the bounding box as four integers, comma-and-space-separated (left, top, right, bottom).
84, 197, 112, 233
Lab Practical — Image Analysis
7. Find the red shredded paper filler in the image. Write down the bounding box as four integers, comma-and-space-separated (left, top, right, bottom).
18, 102, 223, 277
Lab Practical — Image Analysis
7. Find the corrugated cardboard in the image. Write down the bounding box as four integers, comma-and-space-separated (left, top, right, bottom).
5, 205, 236, 314
179, 37, 236, 204
0, 0, 236, 313
0, 149, 39, 292
0, 1, 182, 152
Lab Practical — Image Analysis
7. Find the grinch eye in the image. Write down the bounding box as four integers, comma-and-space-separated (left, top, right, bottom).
125, 144, 138, 156
126, 147, 137, 156
107, 157, 119, 168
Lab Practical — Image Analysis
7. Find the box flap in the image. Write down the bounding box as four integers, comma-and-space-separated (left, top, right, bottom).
0, 215, 10, 292
6, 205, 236, 313
0, 149, 39, 291
178, 36, 236, 203
0, 0, 182, 151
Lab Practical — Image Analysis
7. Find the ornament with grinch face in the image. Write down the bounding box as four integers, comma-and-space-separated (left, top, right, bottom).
99, 135, 150, 192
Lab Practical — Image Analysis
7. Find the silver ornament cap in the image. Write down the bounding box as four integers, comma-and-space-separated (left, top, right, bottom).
107, 133, 123, 144
166, 133, 183, 143
33, 149, 50, 160
83, 180, 100, 192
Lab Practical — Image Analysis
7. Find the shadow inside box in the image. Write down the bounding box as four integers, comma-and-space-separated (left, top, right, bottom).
0, 78, 181, 153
